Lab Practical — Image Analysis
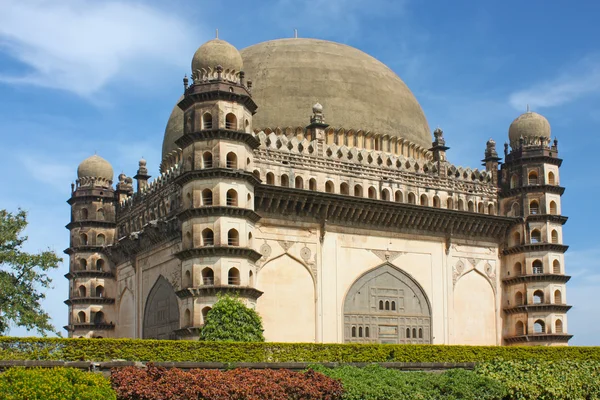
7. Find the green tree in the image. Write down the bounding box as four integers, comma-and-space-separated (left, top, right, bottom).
0, 209, 62, 335
200, 294, 265, 342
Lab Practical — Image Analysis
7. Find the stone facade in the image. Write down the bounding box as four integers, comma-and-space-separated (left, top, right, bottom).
64, 38, 571, 346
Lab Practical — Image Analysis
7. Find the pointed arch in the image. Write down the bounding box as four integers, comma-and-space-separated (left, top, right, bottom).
143, 275, 180, 339
117, 287, 135, 338
343, 263, 431, 344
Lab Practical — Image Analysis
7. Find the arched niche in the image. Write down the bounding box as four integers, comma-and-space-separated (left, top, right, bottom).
142, 275, 180, 340
117, 288, 135, 338
343, 263, 431, 344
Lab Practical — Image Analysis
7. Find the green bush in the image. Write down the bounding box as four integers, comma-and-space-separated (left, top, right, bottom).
312, 364, 507, 400
1, 337, 600, 363
200, 294, 265, 342
0, 367, 115, 400
475, 360, 600, 400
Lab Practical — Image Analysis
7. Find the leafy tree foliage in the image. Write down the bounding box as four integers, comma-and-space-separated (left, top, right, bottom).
200, 294, 265, 342
0, 209, 62, 335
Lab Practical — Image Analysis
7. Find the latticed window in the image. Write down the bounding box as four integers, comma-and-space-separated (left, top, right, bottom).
226, 189, 238, 206
228, 229, 239, 246
532, 260, 544, 274
529, 200, 539, 215
202, 113, 212, 129
228, 268, 240, 285
202, 229, 214, 246
226, 152, 237, 169
202, 268, 214, 285
528, 171, 538, 185
533, 320, 545, 334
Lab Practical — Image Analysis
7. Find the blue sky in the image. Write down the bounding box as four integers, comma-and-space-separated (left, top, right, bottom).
1, 0, 599, 345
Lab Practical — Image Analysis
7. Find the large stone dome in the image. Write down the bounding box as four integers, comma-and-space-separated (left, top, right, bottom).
508, 111, 551, 148
77, 154, 113, 181
162, 95, 184, 161
240, 38, 431, 149
160, 38, 432, 162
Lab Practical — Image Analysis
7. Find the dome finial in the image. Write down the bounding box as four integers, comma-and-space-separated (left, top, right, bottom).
526, 103, 530, 112
294, 29, 298, 38
216, 28, 219, 39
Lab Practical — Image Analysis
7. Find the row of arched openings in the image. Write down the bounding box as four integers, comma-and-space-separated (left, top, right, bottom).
406, 328, 424, 339
198, 112, 250, 132
76, 311, 105, 324
77, 258, 105, 271
258, 171, 495, 213
197, 151, 239, 169
512, 260, 561, 276
378, 300, 396, 311
76, 285, 104, 298
527, 200, 559, 215
79, 208, 105, 221
191, 228, 249, 246
510, 171, 557, 188
351, 326, 370, 338
183, 266, 253, 287
182, 306, 214, 327
515, 319, 563, 335
78, 233, 106, 246
514, 289, 562, 305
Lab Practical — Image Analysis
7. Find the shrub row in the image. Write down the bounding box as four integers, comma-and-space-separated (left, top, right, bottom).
0, 367, 115, 400
1, 337, 599, 362
111, 364, 344, 400
317, 361, 600, 400
475, 360, 600, 400
314, 364, 506, 400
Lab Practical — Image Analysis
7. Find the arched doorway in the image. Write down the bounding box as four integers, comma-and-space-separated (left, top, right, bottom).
343, 263, 431, 344
143, 276, 180, 339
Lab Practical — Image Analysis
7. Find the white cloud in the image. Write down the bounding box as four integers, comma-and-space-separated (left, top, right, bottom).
509, 55, 600, 110
19, 154, 74, 190
0, 0, 201, 97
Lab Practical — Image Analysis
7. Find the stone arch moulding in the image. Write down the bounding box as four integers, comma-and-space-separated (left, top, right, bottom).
257, 251, 316, 288
455, 263, 497, 295
343, 262, 432, 345
142, 275, 180, 340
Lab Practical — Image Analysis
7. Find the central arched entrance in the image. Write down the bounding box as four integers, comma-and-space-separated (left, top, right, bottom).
343, 263, 431, 344
143, 275, 180, 340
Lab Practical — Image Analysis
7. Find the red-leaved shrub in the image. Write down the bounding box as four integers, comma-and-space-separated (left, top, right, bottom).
111, 364, 344, 400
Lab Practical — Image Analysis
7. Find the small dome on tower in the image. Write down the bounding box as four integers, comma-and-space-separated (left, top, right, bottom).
77, 154, 114, 181
191, 39, 243, 74
508, 111, 551, 148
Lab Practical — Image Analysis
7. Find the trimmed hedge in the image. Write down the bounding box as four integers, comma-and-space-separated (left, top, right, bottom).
314, 364, 507, 400
0, 367, 116, 400
1, 337, 599, 363
111, 364, 344, 400
475, 360, 600, 400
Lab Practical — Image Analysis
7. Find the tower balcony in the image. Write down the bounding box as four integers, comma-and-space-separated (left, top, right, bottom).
502, 273, 570, 285
503, 303, 572, 315
64, 296, 115, 306
64, 322, 115, 332
504, 333, 572, 345
176, 285, 263, 300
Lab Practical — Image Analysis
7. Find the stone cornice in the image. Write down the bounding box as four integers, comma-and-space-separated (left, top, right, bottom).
64, 297, 115, 305
64, 271, 115, 279
255, 185, 517, 240
174, 168, 262, 187
175, 246, 263, 262
504, 333, 572, 344
526, 214, 568, 225
67, 192, 116, 205
502, 243, 569, 256
175, 129, 260, 150
175, 285, 263, 300
502, 274, 571, 285
499, 184, 565, 198
64, 322, 115, 332
66, 220, 116, 230
178, 207, 261, 223
64, 246, 106, 255
180, 83, 257, 113
503, 304, 572, 315
504, 152, 562, 167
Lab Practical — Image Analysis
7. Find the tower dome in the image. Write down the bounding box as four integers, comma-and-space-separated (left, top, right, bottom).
508, 111, 551, 148
191, 38, 243, 74
77, 154, 113, 181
